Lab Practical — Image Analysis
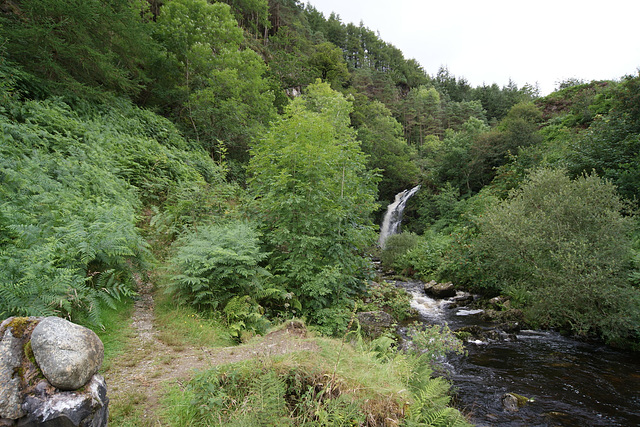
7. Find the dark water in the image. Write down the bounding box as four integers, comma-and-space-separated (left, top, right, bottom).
396, 281, 640, 426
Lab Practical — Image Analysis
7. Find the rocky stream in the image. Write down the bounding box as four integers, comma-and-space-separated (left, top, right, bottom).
395, 280, 640, 426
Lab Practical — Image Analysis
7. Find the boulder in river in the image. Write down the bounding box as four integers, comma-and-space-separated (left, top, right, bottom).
501, 392, 531, 412
424, 281, 457, 298
482, 308, 525, 324
31, 316, 104, 391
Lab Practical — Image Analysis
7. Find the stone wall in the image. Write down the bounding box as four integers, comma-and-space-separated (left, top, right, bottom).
0, 317, 108, 426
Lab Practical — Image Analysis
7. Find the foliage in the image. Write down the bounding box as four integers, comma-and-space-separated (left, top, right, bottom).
309, 42, 350, 89
0, 97, 149, 323
432, 117, 490, 195
168, 221, 279, 337
357, 281, 416, 322
0, 0, 157, 98
381, 232, 421, 271
353, 98, 419, 202
0, 69, 224, 324
464, 168, 640, 344
150, 180, 242, 243
160, 332, 469, 426
153, 0, 275, 163
405, 322, 466, 362
397, 232, 453, 281
567, 73, 640, 200
403, 85, 443, 144
247, 81, 379, 329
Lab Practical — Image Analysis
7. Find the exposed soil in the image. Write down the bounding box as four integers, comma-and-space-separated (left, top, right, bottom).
104, 275, 318, 425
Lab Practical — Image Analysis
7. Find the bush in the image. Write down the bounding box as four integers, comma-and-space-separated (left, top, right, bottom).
160, 336, 471, 426
396, 232, 452, 281
468, 167, 640, 345
358, 281, 415, 322
168, 222, 280, 337
381, 232, 421, 271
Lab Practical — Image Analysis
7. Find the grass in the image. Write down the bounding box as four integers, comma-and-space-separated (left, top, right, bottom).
90, 250, 469, 426
154, 290, 235, 349
89, 299, 136, 372
109, 390, 147, 420
157, 327, 471, 426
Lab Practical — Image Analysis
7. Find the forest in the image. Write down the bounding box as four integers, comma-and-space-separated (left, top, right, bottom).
1, 0, 639, 424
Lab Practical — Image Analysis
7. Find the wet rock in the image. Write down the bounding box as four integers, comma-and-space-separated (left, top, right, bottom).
488, 296, 507, 309
424, 281, 456, 298
451, 292, 474, 305
482, 308, 524, 324
502, 393, 519, 412
453, 325, 484, 342
498, 321, 522, 334
456, 309, 484, 316
501, 392, 531, 412
357, 311, 394, 338
18, 374, 109, 427
31, 317, 103, 391
454, 325, 516, 342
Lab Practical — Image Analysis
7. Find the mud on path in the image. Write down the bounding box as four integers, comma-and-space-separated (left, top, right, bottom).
104, 274, 318, 425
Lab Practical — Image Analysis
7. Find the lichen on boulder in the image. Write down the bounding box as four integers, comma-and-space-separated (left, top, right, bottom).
0, 317, 43, 420
30, 317, 104, 391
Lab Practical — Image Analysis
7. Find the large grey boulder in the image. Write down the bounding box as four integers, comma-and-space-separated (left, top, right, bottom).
0, 317, 108, 427
30, 317, 104, 391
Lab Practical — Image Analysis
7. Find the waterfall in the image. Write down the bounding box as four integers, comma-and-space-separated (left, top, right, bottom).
378, 185, 420, 248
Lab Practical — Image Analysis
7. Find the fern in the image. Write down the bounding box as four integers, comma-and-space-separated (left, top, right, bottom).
248, 370, 288, 421
0, 88, 225, 324
405, 375, 471, 427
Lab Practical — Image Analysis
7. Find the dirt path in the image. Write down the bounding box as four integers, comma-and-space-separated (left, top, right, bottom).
104, 275, 318, 425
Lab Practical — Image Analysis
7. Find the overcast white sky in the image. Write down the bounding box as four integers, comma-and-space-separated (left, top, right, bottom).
307, 0, 640, 95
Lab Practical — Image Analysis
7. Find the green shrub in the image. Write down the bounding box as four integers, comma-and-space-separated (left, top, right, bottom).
381, 232, 421, 271
160, 335, 471, 426
396, 232, 452, 281
168, 221, 280, 337
467, 167, 640, 345
358, 281, 415, 322
150, 180, 242, 242
248, 82, 379, 323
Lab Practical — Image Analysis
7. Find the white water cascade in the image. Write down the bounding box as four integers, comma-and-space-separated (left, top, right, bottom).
378, 185, 420, 248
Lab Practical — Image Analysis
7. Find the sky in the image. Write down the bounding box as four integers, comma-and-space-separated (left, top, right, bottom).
307, 0, 640, 95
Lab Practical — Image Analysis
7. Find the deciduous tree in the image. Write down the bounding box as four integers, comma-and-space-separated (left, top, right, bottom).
247, 81, 378, 332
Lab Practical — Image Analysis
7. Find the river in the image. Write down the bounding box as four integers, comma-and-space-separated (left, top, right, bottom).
393, 280, 640, 426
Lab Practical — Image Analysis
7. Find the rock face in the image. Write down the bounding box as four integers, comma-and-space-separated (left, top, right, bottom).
357, 311, 394, 338
31, 317, 104, 391
423, 281, 457, 298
